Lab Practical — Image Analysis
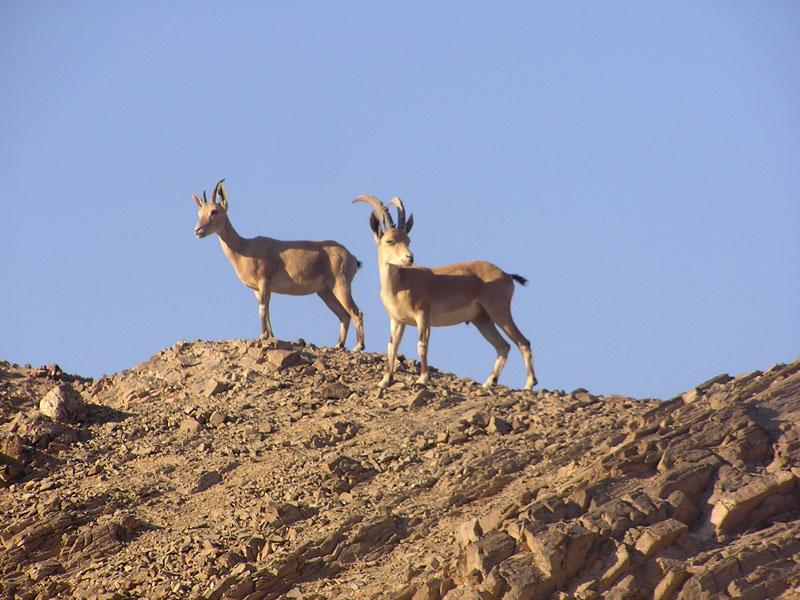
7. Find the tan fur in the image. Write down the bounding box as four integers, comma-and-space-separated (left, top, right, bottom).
194, 181, 364, 350
354, 195, 536, 391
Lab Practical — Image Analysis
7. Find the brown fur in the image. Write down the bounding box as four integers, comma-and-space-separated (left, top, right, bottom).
194, 181, 364, 350
354, 195, 536, 390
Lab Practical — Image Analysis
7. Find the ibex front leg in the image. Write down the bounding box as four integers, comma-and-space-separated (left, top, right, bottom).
380, 318, 405, 390
255, 288, 275, 341
414, 314, 431, 386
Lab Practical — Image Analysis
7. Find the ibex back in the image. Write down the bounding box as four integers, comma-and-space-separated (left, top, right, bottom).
193, 180, 364, 350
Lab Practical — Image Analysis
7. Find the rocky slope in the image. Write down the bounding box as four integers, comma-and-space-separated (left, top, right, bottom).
1, 339, 799, 600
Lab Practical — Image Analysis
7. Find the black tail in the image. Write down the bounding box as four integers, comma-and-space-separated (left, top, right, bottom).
510, 273, 528, 286
356, 259, 363, 270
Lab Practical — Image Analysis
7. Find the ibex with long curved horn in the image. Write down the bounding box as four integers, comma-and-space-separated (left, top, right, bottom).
353, 195, 536, 391
193, 180, 365, 350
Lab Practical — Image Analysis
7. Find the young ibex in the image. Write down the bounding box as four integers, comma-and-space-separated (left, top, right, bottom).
193, 180, 365, 350
353, 195, 537, 391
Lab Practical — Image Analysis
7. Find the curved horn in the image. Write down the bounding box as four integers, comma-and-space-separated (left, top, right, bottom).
353, 195, 395, 230
389, 197, 406, 230
202, 190, 208, 203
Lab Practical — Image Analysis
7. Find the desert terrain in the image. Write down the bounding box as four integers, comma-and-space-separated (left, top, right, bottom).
1, 339, 799, 599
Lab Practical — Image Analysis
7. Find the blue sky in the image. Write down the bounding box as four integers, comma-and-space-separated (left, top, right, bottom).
3, 2, 799, 400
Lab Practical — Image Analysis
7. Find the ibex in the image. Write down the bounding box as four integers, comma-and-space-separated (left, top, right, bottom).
193, 180, 365, 350
353, 195, 537, 391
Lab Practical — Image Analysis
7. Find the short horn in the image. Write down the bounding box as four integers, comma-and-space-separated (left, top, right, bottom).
353, 195, 395, 230
211, 178, 226, 203
202, 190, 208, 203
389, 197, 406, 229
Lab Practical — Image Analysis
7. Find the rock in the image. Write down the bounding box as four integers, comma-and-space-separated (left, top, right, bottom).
455, 519, 483, 548
319, 382, 352, 400
409, 389, 435, 409
653, 566, 689, 600
487, 416, 512, 435
412, 577, 442, 600
599, 543, 630, 589
180, 416, 203, 434
634, 518, 688, 558
208, 410, 226, 427
266, 349, 303, 370
464, 531, 515, 579
493, 553, 549, 600
39, 383, 88, 423
666, 490, 699, 526
264, 502, 306, 526
524, 522, 597, 589
191, 470, 222, 493
460, 409, 489, 429
203, 379, 230, 397
3, 341, 800, 600
709, 471, 796, 537
26, 558, 63, 581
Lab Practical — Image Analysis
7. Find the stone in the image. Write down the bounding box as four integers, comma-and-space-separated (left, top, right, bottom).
266, 349, 303, 370
494, 553, 551, 600
319, 382, 352, 400
203, 379, 230, 397
464, 531, 516, 579
412, 577, 442, 600
653, 567, 689, 600
191, 470, 222, 493
180, 417, 203, 434
39, 383, 88, 423
666, 490, 699, 527
460, 409, 489, 428
455, 519, 483, 548
487, 416, 512, 435
263, 502, 306, 526
598, 543, 630, 589
408, 389, 435, 408
634, 519, 688, 558
208, 410, 226, 427
524, 522, 597, 589
710, 471, 796, 536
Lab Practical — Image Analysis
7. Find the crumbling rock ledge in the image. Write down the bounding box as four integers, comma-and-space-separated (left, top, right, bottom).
1, 342, 798, 600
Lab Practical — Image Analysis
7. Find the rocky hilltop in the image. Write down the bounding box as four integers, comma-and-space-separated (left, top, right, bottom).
1, 340, 799, 600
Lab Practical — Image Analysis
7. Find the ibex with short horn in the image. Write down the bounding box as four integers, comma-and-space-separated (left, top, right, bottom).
193, 180, 364, 350
353, 195, 536, 391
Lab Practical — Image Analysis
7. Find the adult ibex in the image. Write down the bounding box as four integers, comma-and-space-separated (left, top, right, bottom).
193, 180, 365, 350
353, 195, 536, 391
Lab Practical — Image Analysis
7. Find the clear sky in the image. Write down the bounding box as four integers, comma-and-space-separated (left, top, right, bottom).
3, 2, 799, 400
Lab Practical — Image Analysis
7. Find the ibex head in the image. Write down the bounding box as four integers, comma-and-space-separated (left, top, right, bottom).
353, 195, 415, 266
193, 179, 228, 239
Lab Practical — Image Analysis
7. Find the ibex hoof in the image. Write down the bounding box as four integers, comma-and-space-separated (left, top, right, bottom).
353, 343, 365, 352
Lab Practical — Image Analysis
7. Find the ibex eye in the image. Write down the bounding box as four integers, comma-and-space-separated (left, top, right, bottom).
210, 209, 219, 216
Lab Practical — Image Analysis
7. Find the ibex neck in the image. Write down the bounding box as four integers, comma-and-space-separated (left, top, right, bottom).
216, 217, 246, 256
379, 259, 403, 291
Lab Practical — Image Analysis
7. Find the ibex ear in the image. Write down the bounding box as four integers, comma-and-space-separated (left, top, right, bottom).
405, 213, 414, 234
213, 179, 228, 210
192, 193, 204, 208
369, 212, 383, 244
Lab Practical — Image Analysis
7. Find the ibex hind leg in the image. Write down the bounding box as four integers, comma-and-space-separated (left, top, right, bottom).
471, 310, 511, 388
331, 282, 365, 352
486, 307, 537, 390
317, 288, 351, 349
